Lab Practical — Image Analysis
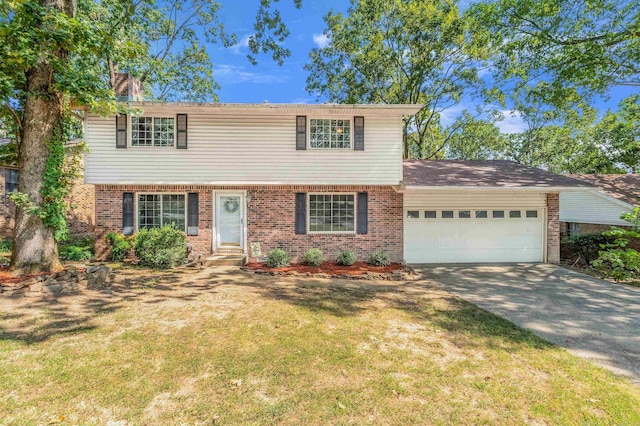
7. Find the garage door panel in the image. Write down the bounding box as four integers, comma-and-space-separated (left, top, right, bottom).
404, 208, 543, 263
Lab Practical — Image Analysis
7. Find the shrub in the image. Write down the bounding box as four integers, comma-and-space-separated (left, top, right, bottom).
336, 250, 356, 266
562, 233, 614, 265
134, 225, 187, 269
591, 249, 640, 282
0, 237, 12, 253
59, 236, 94, 262
59, 245, 93, 261
105, 232, 133, 262
304, 248, 323, 266
368, 249, 391, 266
266, 248, 290, 268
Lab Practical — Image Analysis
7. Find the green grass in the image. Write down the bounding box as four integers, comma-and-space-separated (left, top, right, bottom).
0, 268, 639, 425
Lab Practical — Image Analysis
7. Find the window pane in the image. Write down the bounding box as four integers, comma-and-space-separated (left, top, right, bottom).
475, 210, 488, 218
492, 210, 505, 218
459, 210, 471, 219
442, 210, 454, 218
509, 210, 521, 218
407, 211, 419, 219
424, 210, 437, 218
138, 194, 160, 229
132, 117, 153, 146
162, 194, 185, 231
309, 194, 354, 232
154, 118, 175, 147
310, 118, 351, 149
526, 210, 538, 218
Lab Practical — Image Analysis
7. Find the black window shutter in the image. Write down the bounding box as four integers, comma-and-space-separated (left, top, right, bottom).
295, 192, 306, 234
357, 192, 368, 234
296, 115, 307, 150
354, 116, 365, 151
176, 114, 188, 149
187, 192, 199, 236
116, 114, 127, 148
122, 192, 134, 235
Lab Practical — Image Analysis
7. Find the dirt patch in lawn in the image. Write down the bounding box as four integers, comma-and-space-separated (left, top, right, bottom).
245, 261, 403, 275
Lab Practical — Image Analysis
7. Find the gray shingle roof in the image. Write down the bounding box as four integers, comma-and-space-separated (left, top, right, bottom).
569, 174, 640, 206
403, 160, 593, 188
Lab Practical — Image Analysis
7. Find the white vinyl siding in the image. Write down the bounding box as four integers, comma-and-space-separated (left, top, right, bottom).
560, 191, 632, 226
84, 108, 403, 185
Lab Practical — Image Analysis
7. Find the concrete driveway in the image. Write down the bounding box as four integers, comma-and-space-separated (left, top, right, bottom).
416, 264, 640, 384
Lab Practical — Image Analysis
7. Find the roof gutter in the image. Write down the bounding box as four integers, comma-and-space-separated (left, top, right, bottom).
396, 184, 599, 193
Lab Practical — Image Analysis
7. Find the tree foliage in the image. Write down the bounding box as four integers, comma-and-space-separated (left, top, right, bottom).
305, 0, 497, 159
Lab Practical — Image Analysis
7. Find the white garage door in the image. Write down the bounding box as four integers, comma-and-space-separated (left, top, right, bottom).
404, 208, 544, 263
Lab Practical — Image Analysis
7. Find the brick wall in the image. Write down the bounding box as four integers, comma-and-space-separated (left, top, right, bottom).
94, 185, 403, 263
547, 193, 560, 264
0, 167, 95, 238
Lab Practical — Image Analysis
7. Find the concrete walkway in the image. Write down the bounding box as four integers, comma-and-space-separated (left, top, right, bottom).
416, 264, 640, 384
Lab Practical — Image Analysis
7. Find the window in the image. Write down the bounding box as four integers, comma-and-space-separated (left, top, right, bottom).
138, 194, 186, 231
442, 210, 454, 219
132, 117, 174, 147
424, 210, 437, 219
309, 194, 355, 232
5, 169, 18, 193
310, 119, 351, 149
509, 210, 521, 218
526, 210, 538, 218
492, 210, 505, 218
459, 210, 471, 219
567, 222, 580, 237
476, 210, 488, 218
407, 211, 419, 219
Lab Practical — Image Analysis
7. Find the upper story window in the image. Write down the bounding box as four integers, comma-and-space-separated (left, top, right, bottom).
132, 117, 174, 147
5, 169, 18, 194
310, 119, 351, 149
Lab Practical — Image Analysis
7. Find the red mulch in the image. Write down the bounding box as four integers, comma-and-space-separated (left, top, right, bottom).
0, 266, 87, 284
245, 261, 403, 275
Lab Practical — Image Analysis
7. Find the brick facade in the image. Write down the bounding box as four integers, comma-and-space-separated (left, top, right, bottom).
0, 167, 95, 238
559, 221, 632, 236
546, 193, 560, 264
94, 185, 403, 263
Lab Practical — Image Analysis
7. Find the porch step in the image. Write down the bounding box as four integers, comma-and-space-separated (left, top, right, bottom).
204, 254, 247, 267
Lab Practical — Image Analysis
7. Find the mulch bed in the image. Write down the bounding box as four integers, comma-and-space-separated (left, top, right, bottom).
245, 261, 403, 276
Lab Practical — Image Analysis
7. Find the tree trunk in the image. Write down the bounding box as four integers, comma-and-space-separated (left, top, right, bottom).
10, 61, 64, 276
10, 0, 76, 276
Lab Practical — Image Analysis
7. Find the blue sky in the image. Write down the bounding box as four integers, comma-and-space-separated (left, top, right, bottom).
208, 1, 637, 133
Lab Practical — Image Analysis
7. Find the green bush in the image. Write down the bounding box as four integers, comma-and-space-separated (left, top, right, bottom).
59, 236, 94, 262
134, 225, 187, 269
105, 232, 133, 262
304, 248, 323, 266
591, 249, 640, 282
562, 233, 614, 265
368, 249, 391, 266
336, 250, 356, 266
0, 237, 12, 253
59, 245, 93, 261
266, 248, 290, 268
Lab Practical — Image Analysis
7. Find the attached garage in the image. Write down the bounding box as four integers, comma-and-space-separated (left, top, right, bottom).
401, 160, 594, 264
403, 192, 546, 263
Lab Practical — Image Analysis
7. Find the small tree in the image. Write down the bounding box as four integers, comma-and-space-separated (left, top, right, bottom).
591, 206, 640, 282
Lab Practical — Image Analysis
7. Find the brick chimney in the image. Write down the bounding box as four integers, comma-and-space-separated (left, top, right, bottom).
114, 73, 143, 101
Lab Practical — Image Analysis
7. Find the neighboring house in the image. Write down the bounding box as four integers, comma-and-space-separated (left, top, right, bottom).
560, 174, 640, 236
83, 82, 591, 264
0, 139, 95, 238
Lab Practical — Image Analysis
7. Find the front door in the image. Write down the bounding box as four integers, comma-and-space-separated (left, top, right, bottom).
216, 193, 244, 249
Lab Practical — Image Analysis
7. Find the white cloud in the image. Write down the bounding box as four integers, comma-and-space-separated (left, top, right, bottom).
496, 110, 527, 134
213, 64, 288, 85
229, 34, 252, 54
312, 33, 330, 48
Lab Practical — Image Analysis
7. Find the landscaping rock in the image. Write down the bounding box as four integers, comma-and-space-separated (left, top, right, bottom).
42, 284, 62, 294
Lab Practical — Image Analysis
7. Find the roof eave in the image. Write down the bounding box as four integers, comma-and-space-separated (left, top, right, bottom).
398, 185, 598, 193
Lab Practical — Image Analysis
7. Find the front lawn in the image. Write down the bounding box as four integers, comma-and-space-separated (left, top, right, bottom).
1, 267, 639, 424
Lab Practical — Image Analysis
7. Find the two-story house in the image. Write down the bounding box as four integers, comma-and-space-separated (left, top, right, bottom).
84, 77, 592, 264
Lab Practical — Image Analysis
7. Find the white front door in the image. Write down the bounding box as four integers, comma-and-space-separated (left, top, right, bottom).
216, 193, 244, 249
